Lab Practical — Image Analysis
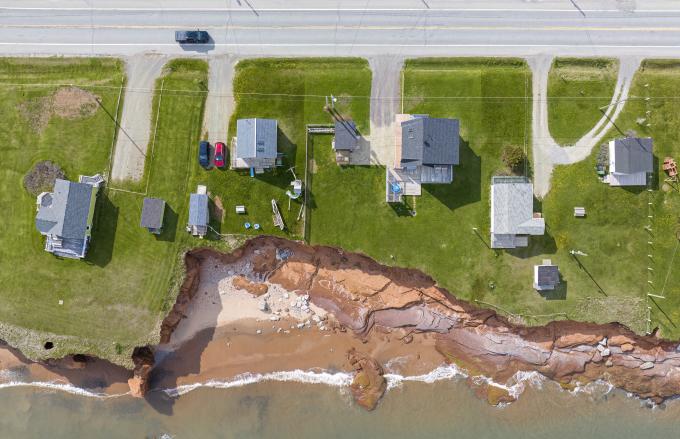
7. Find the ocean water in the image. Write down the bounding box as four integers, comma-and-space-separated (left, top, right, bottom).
1, 375, 679, 438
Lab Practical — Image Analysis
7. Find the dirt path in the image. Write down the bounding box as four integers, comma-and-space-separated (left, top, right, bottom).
110, 54, 168, 182
529, 55, 641, 197
202, 55, 237, 144
366, 55, 404, 166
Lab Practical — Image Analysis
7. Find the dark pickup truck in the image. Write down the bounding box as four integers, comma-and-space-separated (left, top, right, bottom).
175, 30, 210, 44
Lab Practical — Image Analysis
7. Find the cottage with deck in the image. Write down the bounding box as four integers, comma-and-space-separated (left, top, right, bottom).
140, 197, 166, 234
490, 176, 545, 249
386, 114, 460, 203
534, 259, 560, 291
232, 118, 278, 172
35, 174, 104, 259
606, 137, 653, 187
187, 185, 209, 238
332, 120, 359, 165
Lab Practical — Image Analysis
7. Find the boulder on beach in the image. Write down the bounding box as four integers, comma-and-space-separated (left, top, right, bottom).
347, 348, 386, 411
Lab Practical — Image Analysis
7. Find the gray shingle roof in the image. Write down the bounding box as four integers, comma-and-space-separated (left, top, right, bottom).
188, 193, 209, 226
35, 179, 93, 240
235, 118, 278, 160
334, 120, 358, 151
536, 264, 560, 288
490, 176, 544, 235
401, 117, 459, 166
140, 197, 165, 229
612, 137, 653, 174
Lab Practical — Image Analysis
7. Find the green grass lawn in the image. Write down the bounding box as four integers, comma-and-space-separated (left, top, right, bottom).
310, 58, 557, 320
525, 59, 680, 337
0, 58, 208, 365
548, 58, 619, 145
544, 60, 680, 338
192, 58, 371, 240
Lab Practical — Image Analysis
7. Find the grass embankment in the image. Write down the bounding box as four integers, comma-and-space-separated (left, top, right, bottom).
196, 58, 371, 240
545, 60, 680, 337
547, 58, 619, 145
310, 58, 552, 319
0, 58, 208, 365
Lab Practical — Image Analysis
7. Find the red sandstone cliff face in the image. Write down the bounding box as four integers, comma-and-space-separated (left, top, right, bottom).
201, 236, 680, 407
128, 346, 154, 398
150, 236, 680, 408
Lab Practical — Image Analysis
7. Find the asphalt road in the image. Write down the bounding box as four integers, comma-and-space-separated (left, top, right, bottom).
3, 0, 680, 57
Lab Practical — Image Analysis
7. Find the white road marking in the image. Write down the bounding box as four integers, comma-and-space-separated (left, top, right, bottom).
2, 42, 680, 48
0, 7, 675, 12
2, 24, 679, 32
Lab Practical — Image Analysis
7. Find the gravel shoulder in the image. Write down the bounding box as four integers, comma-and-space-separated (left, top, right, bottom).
110, 54, 168, 182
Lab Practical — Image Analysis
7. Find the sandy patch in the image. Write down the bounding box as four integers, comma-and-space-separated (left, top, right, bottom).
18, 86, 99, 132
169, 257, 327, 347
51, 86, 99, 119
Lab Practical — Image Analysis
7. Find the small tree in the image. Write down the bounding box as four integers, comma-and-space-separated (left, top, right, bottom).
501, 145, 526, 174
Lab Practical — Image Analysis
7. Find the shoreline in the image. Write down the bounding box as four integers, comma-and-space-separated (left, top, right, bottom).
3, 236, 680, 411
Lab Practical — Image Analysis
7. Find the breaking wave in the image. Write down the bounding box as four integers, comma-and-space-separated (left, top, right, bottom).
162, 369, 354, 398
0, 380, 128, 398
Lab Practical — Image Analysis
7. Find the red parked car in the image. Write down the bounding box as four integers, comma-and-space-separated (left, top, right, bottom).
214, 142, 226, 168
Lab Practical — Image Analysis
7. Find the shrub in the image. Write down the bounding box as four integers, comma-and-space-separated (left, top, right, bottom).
501, 145, 526, 174
23, 160, 65, 196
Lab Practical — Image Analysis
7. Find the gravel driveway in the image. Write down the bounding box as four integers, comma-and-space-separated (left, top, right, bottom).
203, 55, 237, 144
110, 54, 168, 182
366, 55, 404, 166
529, 55, 641, 197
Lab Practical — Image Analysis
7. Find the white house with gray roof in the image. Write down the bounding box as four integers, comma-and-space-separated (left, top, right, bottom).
386, 114, 460, 203
35, 174, 104, 259
232, 118, 278, 172
606, 137, 653, 187
490, 176, 544, 249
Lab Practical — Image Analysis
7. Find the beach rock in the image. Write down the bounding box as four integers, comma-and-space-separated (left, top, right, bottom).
259, 301, 269, 312
621, 343, 635, 352
640, 362, 655, 370
347, 349, 386, 411
601, 348, 611, 357
476, 383, 516, 406
554, 333, 602, 348
605, 359, 613, 367
233, 275, 269, 296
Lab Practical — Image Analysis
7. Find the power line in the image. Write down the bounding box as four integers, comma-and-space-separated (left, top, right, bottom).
3, 82, 680, 100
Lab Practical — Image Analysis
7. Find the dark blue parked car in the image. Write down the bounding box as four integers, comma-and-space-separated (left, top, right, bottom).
199, 141, 210, 168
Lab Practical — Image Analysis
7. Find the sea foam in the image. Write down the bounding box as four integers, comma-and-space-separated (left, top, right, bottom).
162, 369, 354, 398
0, 380, 128, 398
